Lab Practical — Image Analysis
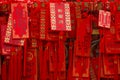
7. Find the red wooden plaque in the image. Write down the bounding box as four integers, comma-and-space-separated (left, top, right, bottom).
103, 26, 120, 54
81, 58, 90, 78
115, 12, 120, 41
11, 3, 29, 38
1, 25, 11, 55
49, 42, 56, 72
75, 16, 91, 57
4, 14, 24, 46
66, 2, 76, 39
29, 4, 40, 39
103, 54, 115, 75
50, 3, 71, 31
39, 2, 48, 40
25, 49, 38, 80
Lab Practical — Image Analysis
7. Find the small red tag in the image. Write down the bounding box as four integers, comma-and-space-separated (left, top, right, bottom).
98, 10, 111, 28
27, 39, 38, 48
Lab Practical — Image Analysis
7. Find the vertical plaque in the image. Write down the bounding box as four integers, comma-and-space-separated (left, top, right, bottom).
103, 54, 115, 75
75, 13, 91, 57
118, 56, 120, 74
81, 58, 90, 78
1, 59, 7, 80
1, 25, 11, 55
50, 3, 71, 31
11, 3, 29, 38
29, 4, 40, 39
115, 12, 120, 41
99, 10, 111, 28
40, 3, 47, 40
4, 14, 24, 46
25, 49, 38, 80
49, 42, 56, 72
